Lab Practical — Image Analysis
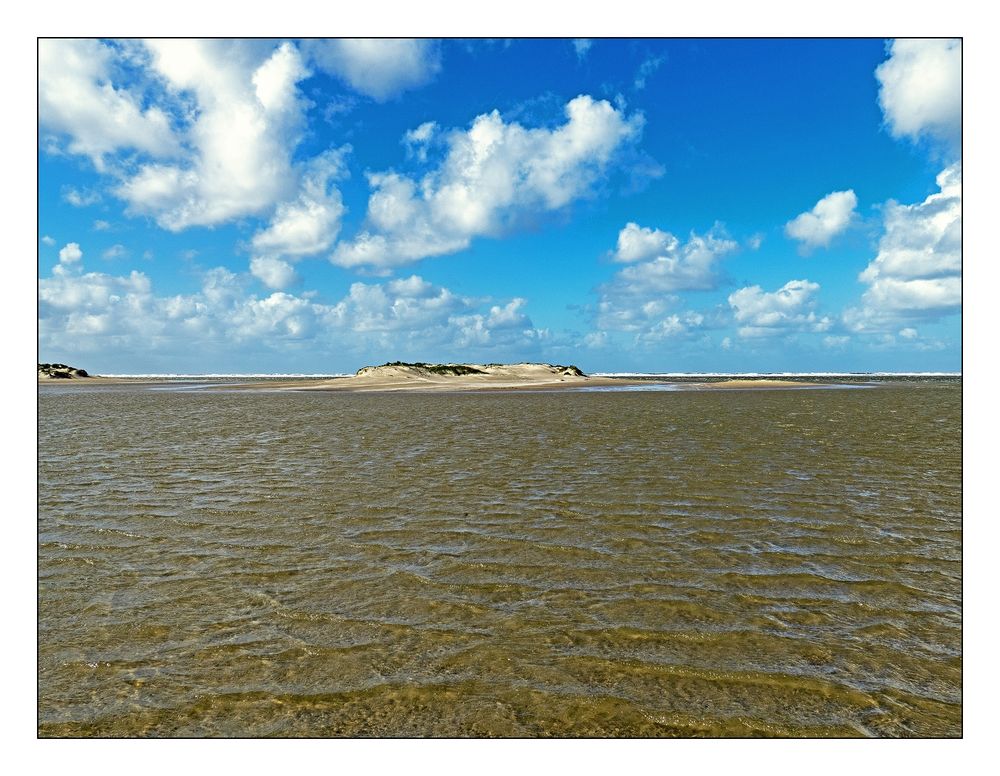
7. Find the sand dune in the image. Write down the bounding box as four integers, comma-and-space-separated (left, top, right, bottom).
280, 364, 825, 393
688, 379, 822, 389
37, 361, 844, 392
294, 362, 597, 392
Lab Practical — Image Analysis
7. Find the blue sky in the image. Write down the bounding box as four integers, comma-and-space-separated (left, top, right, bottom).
37, 38, 961, 374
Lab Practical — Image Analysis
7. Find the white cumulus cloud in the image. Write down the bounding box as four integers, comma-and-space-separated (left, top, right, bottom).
58, 242, 82, 265
117, 40, 310, 231
250, 257, 299, 290
39, 261, 547, 367
876, 38, 961, 151
333, 95, 644, 269
729, 279, 830, 338
606, 226, 738, 294
785, 190, 858, 251
592, 225, 736, 346
612, 222, 679, 263
306, 39, 441, 102
403, 121, 438, 161
251, 147, 349, 264
845, 163, 961, 332
38, 39, 181, 168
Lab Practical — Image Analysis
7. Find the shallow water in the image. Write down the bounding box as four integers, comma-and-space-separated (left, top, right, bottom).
38, 381, 961, 737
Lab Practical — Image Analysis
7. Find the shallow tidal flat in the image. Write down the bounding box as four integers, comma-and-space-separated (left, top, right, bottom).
38, 381, 961, 737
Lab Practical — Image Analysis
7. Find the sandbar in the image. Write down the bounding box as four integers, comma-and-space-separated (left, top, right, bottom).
686, 378, 823, 390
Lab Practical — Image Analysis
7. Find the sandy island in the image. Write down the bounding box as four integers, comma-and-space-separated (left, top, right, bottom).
231, 362, 612, 392
205, 363, 823, 393
687, 378, 822, 390
39, 361, 826, 392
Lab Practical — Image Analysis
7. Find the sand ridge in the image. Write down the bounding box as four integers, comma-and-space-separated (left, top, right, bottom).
37, 361, 846, 392
295, 362, 594, 392
686, 379, 823, 390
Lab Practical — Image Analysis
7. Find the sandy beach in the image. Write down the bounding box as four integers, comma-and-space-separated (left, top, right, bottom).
38, 366, 830, 392
686, 378, 822, 390
223, 363, 620, 393
200, 365, 826, 393
38, 375, 184, 386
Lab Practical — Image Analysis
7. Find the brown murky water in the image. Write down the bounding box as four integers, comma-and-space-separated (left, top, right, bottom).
38, 381, 961, 737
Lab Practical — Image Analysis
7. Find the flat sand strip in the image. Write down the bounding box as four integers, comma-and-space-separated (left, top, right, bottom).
236, 375, 634, 392
38, 376, 177, 385
221, 376, 824, 393
685, 379, 823, 390
37, 372, 830, 392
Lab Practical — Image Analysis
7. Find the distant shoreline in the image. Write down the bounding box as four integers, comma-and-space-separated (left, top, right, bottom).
38, 361, 961, 393
38, 375, 960, 393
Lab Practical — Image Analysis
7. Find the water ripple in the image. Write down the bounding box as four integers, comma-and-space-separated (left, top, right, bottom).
38, 382, 961, 736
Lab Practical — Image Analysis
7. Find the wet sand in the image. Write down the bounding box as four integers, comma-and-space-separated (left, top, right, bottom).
38, 376, 174, 385
37, 374, 832, 393
221, 376, 825, 393
277, 374, 631, 393
686, 379, 822, 390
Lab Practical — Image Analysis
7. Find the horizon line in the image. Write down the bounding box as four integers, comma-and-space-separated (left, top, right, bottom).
92, 370, 963, 378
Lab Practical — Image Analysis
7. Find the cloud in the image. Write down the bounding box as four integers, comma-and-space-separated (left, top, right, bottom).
591, 225, 736, 345
876, 38, 961, 151
321, 275, 545, 355
250, 257, 299, 290
857, 276, 961, 312
634, 56, 664, 90
38, 39, 181, 168
728, 279, 830, 338
62, 186, 102, 207
333, 95, 644, 269
117, 40, 310, 231
572, 39, 593, 61
612, 222, 679, 263
845, 163, 961, 332
333, 274, 467, 333
321, 94, 360, 124
784, 190, 858, 251
403, 121, 438, 162
606, 225, 738, 293
635, 311, 706, 344
58, 242, 82, 265
40, 268, 155, 343
41, 40, 350, 244
93, 220, 112, 231
41, 235, 56, 246
306, 39, 441, 101
592, 299, 712, 347
250, 147, 349, 264
102, 244, 128, 260
39, 261, 545, 366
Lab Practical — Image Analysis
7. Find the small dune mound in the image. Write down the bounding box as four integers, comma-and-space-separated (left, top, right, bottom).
39, 363, 90, 379
356, 362, 586, 380
356, 362, 488, 378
